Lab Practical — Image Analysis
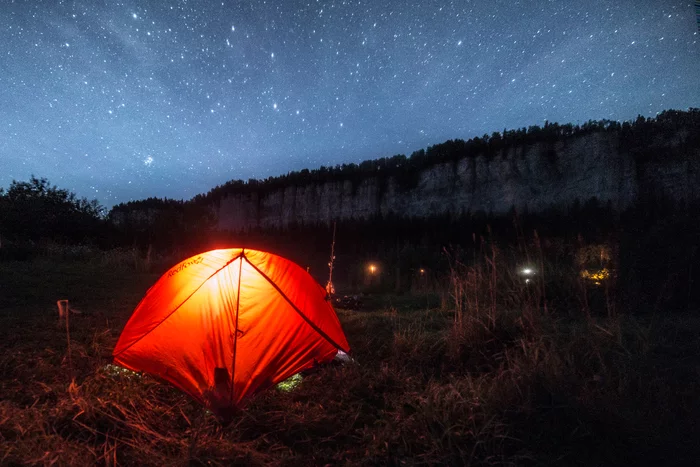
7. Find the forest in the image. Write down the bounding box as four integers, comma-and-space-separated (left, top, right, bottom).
1, 109, 699, 310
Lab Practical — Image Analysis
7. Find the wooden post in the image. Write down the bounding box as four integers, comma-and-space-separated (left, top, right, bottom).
57, 299, 73, 377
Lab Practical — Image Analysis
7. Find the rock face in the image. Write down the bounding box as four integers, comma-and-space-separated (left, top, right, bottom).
216, 132, 700, 231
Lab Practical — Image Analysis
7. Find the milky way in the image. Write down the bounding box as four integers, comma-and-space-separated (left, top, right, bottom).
1, 0, 698, 206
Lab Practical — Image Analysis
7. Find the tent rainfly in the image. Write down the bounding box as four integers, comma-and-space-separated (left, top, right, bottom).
113, 248, 350, 418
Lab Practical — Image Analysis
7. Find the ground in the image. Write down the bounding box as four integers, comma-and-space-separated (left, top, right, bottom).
1, 258, 699, 466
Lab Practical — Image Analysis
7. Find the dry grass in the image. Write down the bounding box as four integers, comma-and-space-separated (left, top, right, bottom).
0, 249, 698, 466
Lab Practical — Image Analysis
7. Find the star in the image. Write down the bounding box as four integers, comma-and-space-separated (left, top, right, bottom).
0, 0, 697, 206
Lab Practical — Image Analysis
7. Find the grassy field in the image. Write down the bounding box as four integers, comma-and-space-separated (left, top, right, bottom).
1, 255, 699, 466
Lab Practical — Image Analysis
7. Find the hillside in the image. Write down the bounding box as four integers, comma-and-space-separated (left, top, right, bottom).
109, 109, 700, 231
209, 110, 700, 231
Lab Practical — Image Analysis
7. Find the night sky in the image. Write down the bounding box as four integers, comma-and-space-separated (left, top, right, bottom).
2, 1, 699, 207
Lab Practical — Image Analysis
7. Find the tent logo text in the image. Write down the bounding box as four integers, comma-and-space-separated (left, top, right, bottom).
167, 256, 204, 277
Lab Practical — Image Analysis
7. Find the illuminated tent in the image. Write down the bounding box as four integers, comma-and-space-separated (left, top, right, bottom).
113, 248, 350, 417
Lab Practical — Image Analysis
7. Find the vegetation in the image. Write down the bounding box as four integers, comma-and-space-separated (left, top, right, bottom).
4, 108, 697, 259
0, 176, 105, 248
1, 109, 699, 463
107, 197, 216, 254
0, 241, 698, 465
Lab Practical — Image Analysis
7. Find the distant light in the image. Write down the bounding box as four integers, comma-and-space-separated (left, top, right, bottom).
520, 267, 535, 276
368, 264, 377, 274
419, 268, 425, 274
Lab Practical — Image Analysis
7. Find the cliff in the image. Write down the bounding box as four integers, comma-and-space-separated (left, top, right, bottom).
215, 131, 700, 231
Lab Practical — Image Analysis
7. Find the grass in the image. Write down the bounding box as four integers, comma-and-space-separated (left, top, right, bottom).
0, 251, 699, 466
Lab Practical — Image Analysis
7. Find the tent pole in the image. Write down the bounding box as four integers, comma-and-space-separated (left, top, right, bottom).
230, 253, 244, 406
326, 221, 336, 299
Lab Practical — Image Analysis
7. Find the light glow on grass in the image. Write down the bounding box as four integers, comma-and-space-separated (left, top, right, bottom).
276, 373, 303, 392
103, 364, 142, 379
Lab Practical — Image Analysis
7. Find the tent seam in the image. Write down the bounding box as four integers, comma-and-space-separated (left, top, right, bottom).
113, 252, 245, 358
229, 249, 244, 405
243, 255, 350, 354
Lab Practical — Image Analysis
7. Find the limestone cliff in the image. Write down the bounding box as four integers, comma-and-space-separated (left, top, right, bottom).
215, 131, 699, 231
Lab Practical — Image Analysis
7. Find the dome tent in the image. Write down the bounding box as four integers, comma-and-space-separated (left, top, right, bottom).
113, 248, 350, 418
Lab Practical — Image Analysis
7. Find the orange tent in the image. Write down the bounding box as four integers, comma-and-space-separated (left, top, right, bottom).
113, 248, 350, 417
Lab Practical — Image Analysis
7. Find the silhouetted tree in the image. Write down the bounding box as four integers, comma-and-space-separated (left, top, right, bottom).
0, 176, 104, 244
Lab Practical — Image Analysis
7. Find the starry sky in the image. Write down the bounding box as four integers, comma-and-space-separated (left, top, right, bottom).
2, 1, 699, 207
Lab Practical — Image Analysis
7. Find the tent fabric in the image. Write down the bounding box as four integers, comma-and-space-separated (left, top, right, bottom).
113, 248, 350, 415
